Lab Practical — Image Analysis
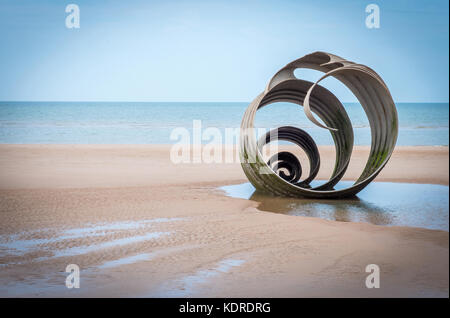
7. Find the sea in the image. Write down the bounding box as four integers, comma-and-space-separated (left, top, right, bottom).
0, 102, 448, 145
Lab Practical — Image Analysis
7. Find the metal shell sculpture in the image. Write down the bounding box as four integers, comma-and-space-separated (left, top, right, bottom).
240, 52, 398, 198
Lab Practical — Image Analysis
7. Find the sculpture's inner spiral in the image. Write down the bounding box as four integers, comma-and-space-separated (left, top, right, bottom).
259, 126, 320, 188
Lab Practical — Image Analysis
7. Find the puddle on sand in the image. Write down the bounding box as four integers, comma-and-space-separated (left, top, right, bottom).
0, 217, 182, 260
221, 182, 449, 231
61, 218, 182, 238
98, 253, 154, 269
49, 232, 169, 259
157, 259, 245, 297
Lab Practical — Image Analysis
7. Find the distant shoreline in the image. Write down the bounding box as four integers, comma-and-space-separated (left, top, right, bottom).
0, 102, 448, 145
1, 101, 449, 104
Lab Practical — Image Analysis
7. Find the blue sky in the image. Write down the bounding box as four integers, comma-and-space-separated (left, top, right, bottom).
0, 0, 448, 102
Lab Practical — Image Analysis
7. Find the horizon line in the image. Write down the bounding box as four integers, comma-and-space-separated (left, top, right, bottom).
0, 100, 449, 104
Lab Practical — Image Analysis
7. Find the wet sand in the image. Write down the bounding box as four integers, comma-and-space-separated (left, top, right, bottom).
0, 144, 448, 297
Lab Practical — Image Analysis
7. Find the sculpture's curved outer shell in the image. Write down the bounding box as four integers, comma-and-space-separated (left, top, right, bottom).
240, 51, 398, 198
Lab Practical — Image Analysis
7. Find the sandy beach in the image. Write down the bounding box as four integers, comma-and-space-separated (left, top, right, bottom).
0, 144, 448, 297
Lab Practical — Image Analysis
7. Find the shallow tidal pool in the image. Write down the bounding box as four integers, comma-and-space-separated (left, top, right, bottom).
221, 181, 449, 231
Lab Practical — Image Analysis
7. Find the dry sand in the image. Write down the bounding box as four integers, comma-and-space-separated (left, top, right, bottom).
0, 144, 448, 297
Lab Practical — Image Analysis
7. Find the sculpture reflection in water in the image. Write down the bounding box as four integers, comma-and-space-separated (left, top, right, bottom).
221, 182, 449, 231
249, 192, 393, 226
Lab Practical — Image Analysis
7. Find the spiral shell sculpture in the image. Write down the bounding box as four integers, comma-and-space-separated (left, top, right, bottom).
240, 51, 398, 198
